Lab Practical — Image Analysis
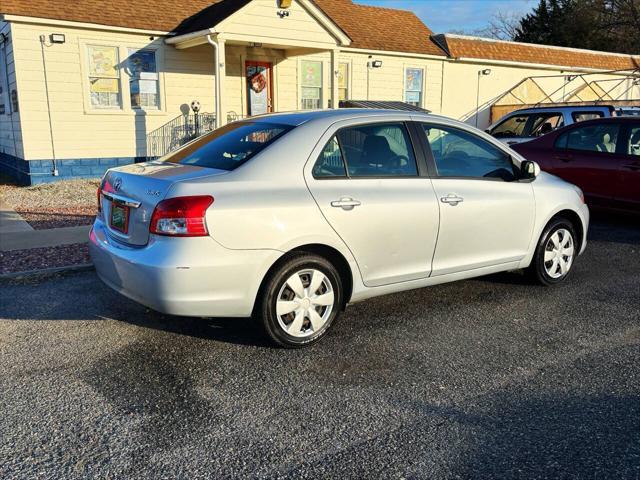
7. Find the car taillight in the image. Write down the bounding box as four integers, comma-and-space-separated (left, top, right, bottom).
149, 195, 214, 237
97, 187, 102, 213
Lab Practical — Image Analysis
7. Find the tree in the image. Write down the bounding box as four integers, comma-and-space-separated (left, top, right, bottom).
512, 0, 640, 55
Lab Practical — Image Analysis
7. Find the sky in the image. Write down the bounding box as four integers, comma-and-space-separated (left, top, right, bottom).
355, 0, 538, 34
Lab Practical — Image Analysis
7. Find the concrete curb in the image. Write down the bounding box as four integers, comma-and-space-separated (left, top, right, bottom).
0, 263, 94, 281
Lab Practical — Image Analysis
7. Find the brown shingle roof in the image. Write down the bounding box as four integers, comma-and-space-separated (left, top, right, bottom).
438, 34, 640, 71
314, 0, 444, 56
0, 0, 444, 56
0, 0, 218, 32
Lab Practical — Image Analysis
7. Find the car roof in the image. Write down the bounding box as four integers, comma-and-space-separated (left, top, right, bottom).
240, 109, 436, 126
506, 105, 614, 115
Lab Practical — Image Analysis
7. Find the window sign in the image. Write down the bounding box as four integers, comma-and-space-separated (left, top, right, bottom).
338, 63, 349, 101
404, 68, 423, 107
128, 49, 159, 109
301, 60, 322, 110
87, 45, 121, 108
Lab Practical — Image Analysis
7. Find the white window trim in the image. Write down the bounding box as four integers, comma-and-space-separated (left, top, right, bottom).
337, 60, 351, 102
78, 38, 166, 115
403, 66, 425, 108
299, 58, 324, 110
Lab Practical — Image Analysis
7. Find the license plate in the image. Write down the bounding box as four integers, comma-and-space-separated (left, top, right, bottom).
110, 203, 130, 234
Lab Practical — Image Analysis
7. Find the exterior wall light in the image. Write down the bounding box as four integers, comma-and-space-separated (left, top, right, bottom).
50, 33, 66, 44
479, 69, 491, 76
368, 60, 382, 68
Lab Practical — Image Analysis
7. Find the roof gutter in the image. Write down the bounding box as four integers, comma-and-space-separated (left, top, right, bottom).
452, 56, 625, 74
165, 27, 217, 45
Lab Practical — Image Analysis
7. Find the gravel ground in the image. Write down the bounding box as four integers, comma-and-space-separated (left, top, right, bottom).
0, 243, 91, 275
0, 217, 638, 479
0, 176, 98, 229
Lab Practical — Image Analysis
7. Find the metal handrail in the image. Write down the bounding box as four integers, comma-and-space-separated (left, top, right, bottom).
146, 112, 216, 159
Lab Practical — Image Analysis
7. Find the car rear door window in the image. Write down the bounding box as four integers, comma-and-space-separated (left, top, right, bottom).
557, 124, 620, 154
528, 113, 564, 137
491, 114, 529, 138
336, 123, 418, 177
423, 124, 516, 181
627, 126, 640, 156
313, 136, 347, 178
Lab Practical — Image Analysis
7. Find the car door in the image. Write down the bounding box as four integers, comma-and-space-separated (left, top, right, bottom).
305, 120, 439, 287
616, 123, 640, 210
552, 122, 623, 207
418, 122, 535, 276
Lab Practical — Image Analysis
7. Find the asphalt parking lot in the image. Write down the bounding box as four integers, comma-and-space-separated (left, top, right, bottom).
1, 214, 639, 479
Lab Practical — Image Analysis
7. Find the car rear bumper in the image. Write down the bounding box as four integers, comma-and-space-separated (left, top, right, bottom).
578, 203, 589, 255
89, 219, 282, 317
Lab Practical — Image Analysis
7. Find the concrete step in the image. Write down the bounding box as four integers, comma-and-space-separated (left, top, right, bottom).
0, 225, 91, 252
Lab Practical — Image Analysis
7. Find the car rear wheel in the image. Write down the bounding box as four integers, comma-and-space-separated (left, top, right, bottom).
527, 218, 577, 286
258, 254, 343, 348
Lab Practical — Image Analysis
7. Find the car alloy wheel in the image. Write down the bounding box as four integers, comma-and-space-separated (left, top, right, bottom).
543, 228, 575, 279
275, 269, 335, 338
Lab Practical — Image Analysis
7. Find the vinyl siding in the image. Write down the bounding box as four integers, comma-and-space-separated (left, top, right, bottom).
0, 21, 24, 158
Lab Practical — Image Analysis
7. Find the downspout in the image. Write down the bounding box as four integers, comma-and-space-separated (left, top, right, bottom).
206, 34, 221, 128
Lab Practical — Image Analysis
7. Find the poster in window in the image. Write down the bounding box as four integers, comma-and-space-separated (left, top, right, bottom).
88, 46, 118, 77
338, 63, 348, 89
246, 64, 269, 115
90, 78, 119, 93
301, 61, 321, 87
405, 91, 420, 104
128, 50, 157, 77
405, 68, 423, 92
301, 86, 320, 100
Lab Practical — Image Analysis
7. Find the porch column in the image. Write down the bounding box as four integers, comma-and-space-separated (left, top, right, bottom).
217, 37, 228, 125
331, 49, 339, 109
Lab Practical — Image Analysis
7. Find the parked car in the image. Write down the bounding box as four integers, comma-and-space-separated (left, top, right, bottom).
487, 105, 615, 145
90, 110, 589, 347
511, 117, 640, 213
616, 106, 640, 117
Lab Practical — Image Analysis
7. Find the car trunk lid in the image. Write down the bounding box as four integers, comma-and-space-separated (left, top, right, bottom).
100, 162, 226, 246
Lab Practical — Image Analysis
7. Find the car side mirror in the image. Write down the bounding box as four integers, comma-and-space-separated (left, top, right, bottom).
521, 160, 540, 179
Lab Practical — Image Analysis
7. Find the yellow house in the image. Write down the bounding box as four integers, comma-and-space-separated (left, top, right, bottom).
0, 0, 638, 184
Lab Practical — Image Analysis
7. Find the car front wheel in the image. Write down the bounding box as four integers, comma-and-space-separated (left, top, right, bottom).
258, 254, 343, 347
527, 218, 577, 285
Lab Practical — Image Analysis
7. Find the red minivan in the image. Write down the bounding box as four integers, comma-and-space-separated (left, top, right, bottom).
512, 117, 640, 213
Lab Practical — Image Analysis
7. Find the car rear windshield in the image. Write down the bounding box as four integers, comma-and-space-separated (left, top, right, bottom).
163, 122, 294, 170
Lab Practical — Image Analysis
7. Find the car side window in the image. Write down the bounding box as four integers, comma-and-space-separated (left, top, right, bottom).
556, 124, 620, 154
313, 136, 347, 178
491, 114, 529, 138
423, 124, 516, 181
337, 123, 418, 177
627, 126, 640, 156
572, 111, 604, 122
529, 113, 564, 137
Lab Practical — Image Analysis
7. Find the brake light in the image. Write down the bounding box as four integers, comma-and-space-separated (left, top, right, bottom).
150, 195, 214, 237
97, 187, 102, 213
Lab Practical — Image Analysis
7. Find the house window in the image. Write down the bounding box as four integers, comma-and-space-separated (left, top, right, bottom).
338, 63, 349, 101
404, 67, 424, 107
128, 49, 159, 109
300, 60, 322, 110
87, 45, 122, 109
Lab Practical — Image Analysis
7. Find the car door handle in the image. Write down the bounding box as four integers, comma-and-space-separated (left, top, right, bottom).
331, 197, 361, 210
555, 154, 573, 163
440, 194, 464, 206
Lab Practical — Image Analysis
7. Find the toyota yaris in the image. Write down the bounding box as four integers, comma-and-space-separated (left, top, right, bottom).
90, 110, 589, 347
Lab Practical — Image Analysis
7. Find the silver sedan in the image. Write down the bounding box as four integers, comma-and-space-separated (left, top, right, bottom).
90, 109, 589, 347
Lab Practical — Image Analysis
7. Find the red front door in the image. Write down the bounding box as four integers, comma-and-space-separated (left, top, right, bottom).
245, 61, 273, 116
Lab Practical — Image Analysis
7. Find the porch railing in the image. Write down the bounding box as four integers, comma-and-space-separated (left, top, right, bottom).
146, 112, 216, 159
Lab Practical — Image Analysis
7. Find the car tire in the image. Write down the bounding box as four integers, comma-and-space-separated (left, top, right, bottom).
527, 218, 578, 286
258, 254, 343, 348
